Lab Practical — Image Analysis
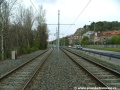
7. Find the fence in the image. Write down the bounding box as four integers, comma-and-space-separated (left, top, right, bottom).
81, 49, 120, 60
85, 45, 120, 48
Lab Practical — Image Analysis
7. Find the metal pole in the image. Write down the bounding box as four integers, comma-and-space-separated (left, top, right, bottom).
61, 34, 64, 46
56, 27, 57, 46
63, 37, 65, 46
53, 35, 54, 46
80, 29, 81, 44
58, 10, 60, 54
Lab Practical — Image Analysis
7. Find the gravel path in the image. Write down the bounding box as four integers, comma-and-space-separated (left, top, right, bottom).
29, 48, 98, 90
0, 50, 47, 78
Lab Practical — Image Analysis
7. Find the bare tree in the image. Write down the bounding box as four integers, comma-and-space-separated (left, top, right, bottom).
36, 5, 48, 49
0, 1, 48, 60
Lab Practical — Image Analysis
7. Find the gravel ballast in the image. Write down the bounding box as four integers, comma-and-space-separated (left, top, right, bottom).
29, 48, 97, 90
0, 50, 47, 77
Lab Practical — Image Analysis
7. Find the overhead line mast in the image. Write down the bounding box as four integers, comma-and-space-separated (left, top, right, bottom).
58, 10, 60, 55
47, 10, 74, 59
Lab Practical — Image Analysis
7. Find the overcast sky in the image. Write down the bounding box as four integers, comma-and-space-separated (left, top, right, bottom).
22, 0, 120, 41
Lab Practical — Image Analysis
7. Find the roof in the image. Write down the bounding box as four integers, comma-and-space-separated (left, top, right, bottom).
101, 30, 120, 36
83, 31, 94, 37
68, 36, 82, 40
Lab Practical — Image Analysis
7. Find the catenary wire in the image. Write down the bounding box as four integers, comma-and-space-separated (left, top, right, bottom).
30, 0, 38, 12
68, 0, 91, 29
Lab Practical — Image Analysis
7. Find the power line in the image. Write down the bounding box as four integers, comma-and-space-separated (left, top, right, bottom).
69, 0, 91, 28
62, 0, 91, 42
30, 0, 38, 12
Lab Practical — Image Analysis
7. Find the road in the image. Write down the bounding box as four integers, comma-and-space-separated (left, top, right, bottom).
83, 48, 120, 55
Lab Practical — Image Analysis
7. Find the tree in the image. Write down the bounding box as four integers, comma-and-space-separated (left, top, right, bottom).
0, 1, 48, 60
81, 36, 89, 45
87, 21, 120, 32
37, 24, 48, 49
64, 37, 69, 46
36, 5, 48, 50
1, 0, 16, 59
23, 6, 35, 53
109, 35, 120, 44
60, 38, 65, 46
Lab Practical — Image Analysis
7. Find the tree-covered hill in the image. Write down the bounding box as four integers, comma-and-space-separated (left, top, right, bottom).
84, 21, 120, 32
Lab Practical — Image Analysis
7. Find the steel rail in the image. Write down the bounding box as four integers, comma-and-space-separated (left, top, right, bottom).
61, 48, 109, 89
0, 49, 49, 81
21, 49, 53, 90
66, 48, 120, 77
62, 48, 120, 90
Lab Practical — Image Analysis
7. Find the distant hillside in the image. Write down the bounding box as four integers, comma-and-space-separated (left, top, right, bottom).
83, 21, 120, 32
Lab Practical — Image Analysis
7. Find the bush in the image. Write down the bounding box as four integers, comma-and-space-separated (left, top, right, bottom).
30, 46, 39, 52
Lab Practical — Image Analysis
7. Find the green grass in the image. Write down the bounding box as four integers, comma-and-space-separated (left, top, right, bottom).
85, 47, 120, 52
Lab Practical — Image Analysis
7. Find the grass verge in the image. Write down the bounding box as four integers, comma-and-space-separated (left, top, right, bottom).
85, 47, 120, 52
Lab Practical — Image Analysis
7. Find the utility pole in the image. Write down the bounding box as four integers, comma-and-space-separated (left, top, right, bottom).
47, 10, 74, 56
56, 27, 58, 46
58, 10, 60, 54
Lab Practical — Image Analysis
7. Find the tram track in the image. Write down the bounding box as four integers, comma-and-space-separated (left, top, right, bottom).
0, 49, 53, 90
61, 48, 120, 90
26, 49, 102, 90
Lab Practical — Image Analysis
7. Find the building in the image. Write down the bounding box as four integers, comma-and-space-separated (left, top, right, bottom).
88, 30, 120, 44
68, 28, 83, 45
68, 29, 120, 45
100, 30, 120, 44
68, 35, 81, 44
89, 32, 101, 44
82, 31, 94, 38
